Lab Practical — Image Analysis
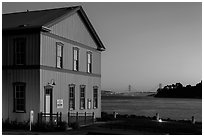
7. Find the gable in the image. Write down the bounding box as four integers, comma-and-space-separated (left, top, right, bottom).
48, 12, 98, 49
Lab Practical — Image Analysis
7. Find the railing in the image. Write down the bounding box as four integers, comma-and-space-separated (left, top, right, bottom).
38, 112, 95, 126
38, 112, 62, 125
68, 112, 94, 126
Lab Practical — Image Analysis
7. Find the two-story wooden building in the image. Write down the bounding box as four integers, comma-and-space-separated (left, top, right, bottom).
2, 6, 105, 123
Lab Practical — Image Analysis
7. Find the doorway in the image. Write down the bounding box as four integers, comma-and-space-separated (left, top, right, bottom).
44, 86, 53, 121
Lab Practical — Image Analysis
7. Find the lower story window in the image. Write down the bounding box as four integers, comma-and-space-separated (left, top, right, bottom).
93, 86, 98, 109
80, 85, 86, 109
13, 82, 26, 112
69, 84, 75, 110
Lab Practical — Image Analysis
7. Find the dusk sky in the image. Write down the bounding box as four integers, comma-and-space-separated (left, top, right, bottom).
2, 2, 202, 92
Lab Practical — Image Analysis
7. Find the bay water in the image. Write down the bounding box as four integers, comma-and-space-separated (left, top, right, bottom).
101, 95, 202, 122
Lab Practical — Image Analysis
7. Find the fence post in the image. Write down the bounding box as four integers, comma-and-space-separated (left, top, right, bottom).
60, 112, 62, 123
85, 112, 86, 125
57, 112, 59, 125
76, 112, 78, 123
50, 113, 53, 123
38, 113, 40, 124
68, 112, 70, 125
40, 112, 42, 124
92, 112, 94, 124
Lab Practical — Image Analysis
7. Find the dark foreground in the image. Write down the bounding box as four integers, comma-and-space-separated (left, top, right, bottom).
3, 115, 202, 135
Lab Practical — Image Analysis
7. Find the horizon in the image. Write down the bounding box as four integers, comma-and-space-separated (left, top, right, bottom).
2, 2, 202, 92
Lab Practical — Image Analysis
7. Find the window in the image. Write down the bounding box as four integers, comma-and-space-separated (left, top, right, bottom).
69, 84, 75, 110
73, 47, 79, 71
14, 38, 26, 65
56, 42, 63, 68
87, 51, 92, 73
93, 86, 98, 109
13, 82, 26, 112
80, 85, 86, 109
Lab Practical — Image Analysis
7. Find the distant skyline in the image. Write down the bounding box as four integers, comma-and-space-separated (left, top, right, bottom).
2, 2, 202, 92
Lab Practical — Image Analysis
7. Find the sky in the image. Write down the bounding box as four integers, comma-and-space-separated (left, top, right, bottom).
2, 2, 202, 92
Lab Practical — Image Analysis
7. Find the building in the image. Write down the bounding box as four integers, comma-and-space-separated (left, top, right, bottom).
2, 6, 105, 123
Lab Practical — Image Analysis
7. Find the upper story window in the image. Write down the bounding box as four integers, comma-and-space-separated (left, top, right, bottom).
73, 47, 79, 71
13, 82, 26, 113
87, 51, 92, 73
93, 86, 98, 109
69, 84, 75, 110
56, 42, 63, 68
14, 38, 26, 65
80, 85, 86, 109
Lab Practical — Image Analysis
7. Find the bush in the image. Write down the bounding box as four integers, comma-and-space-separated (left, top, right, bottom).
2, 118, 67, 132
55, 121, 67, 131
2, 118, 11, 130
100, 112, 114, 121
32, 121, 67, 132
2, 118, 29, 130
32, 122, 55, 132
69, 122, 80, 130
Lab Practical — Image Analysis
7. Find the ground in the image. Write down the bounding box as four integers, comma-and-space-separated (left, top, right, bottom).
2, 118, 202, 135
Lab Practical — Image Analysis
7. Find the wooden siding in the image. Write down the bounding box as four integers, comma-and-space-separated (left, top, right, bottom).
2, 33, 40, 66
40, 34, 101, 75
92, 51, 101, 75
49, 12, 98, 49
2, 69, 40, 122
40, 69, 101, 122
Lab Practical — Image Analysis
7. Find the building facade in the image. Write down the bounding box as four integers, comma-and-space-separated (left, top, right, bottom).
2, 6, 105, 123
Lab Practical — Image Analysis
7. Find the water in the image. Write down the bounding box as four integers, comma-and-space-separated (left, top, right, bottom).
101, 96, 202, 122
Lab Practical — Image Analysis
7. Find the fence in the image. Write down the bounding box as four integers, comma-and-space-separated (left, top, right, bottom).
38, 112, 62, 125
38, 112, 95, 126
68, 112, 94, 126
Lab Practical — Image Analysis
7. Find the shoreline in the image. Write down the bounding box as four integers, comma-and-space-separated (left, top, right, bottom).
102, 94, 202, 99
97, 112, 202, 135
100, 112, 202, 124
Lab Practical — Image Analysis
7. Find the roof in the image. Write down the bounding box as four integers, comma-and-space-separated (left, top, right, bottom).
3, 6, 105, 51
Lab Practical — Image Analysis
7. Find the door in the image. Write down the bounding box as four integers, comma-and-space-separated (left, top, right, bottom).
44, 86, 53, 121
45, 92, 51, 113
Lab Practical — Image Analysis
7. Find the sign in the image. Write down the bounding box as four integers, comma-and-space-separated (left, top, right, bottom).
57, 99, 63, 108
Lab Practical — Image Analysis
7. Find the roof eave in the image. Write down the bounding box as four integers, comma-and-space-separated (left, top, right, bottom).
2, 25, 51, 32
41, 26, 51, 32
97, 47, 106, 51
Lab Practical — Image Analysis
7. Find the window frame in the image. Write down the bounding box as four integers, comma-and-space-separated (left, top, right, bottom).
14, 38, 26, 65
13, 82, 26, 113
73, 47, 79, 71
56, 42, 63, 68
87, 51, 92, 73
93, 86, 98, 109
80, 85, 86, 109
69, 84, 75, 110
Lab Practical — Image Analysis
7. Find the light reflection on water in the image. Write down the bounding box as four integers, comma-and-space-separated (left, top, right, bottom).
101, 96, 202, 121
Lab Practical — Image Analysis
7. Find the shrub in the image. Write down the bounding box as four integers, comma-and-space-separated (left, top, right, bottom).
3, 118, 67, 132
2, 118, 29, 130
70, 122, 80, 130
2, 118, 11, 130
55, 121, 67, 131
32, 122, 54, 132
33, 121, 67, 132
